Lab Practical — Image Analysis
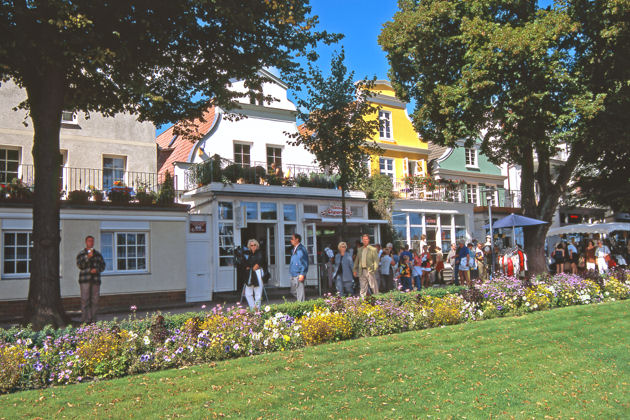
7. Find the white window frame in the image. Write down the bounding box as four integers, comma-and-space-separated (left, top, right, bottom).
379, 157, 395, 179
378, 110, 392, 140
467, 184, 479, 205
465, 148, 478, 168
233, 142, 251, 167
0, 147, 21, 184
2, 231, 33, 278
61, 111, 78, 125
266, 145, 282, 171
101, 231, 149, 274
102, 155, 126, 190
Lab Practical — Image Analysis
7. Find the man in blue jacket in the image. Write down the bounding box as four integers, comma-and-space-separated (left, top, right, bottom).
289, 233, 309, 301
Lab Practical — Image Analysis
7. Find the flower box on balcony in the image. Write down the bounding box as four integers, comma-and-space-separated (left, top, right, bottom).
108, 186, 132, 204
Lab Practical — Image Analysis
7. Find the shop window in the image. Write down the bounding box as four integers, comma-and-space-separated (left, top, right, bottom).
234, 143, 251, 167
243, 201, 258, 221
260, 202, 277, 220
3, 231, 33, 276
218, 223, 234, 266
284, 225, 296, 264
101, 232, 148, 272
218, 202, 233, 220
304, 204, 318, 214
350, 206, 364, 218
283, 204, 297, 222
409, 212, 422, 226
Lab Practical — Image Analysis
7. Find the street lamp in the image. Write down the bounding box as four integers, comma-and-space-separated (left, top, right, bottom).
482, 188, 496, 278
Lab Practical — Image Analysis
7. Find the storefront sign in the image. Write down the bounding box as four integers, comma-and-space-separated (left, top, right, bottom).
321, 205, 352, 218
189, 221, 207, 233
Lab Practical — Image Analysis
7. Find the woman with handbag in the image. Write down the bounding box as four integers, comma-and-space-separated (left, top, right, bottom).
333, 242, 355, 296
243, 239, 265, 310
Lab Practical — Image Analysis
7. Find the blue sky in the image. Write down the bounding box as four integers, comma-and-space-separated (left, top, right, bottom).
157, 0, 399, 135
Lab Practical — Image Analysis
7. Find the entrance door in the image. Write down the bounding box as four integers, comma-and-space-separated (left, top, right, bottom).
304, 223, 318, 286
265, 225, 278, 287
186, 215, 211, 302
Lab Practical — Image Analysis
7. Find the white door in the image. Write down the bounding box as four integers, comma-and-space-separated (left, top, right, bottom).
266, 225, 278, 286
186, 240, 211, 302
304, 223, 318, 286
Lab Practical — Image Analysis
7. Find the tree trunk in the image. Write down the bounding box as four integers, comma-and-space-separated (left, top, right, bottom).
23, 70, 68, 329
524, 225, 549, 274
340, 187, 347, 241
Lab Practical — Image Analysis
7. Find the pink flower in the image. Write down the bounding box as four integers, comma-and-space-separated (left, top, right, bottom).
130, 305, 137, 311
201, 304, 207, 309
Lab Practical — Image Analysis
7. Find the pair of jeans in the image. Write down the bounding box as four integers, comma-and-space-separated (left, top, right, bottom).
400, 276, 412, 291
413, 275, 422, 290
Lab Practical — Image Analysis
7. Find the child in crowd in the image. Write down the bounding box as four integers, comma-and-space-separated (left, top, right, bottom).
397, 255, 412, 292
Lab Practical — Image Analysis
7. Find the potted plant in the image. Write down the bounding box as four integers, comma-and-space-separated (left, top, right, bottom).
6, 178, 33, 201
88, 185, 103, 202
68, 189, 91, 204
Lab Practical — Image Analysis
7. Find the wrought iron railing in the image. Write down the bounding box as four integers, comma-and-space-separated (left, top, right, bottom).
16, 164, 171, 195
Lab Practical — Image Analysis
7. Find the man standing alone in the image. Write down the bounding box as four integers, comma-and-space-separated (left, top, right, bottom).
289, 233, 309, 301
76, 235, 106, 323
353, 234, 379, 297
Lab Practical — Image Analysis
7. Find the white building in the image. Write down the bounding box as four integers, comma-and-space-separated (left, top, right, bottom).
158, 71, 386, 295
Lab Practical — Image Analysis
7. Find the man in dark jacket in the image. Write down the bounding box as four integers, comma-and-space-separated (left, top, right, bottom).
76, 235, 106, 323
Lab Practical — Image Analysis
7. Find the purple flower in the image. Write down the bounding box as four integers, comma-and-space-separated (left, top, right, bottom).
33, 361, 43, 372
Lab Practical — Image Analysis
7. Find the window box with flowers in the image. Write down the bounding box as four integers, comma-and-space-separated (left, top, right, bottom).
108, 181, 132, 204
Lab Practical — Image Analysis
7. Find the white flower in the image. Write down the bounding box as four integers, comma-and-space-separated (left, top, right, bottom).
143, 336, 150, 345
264, 305, 271, 313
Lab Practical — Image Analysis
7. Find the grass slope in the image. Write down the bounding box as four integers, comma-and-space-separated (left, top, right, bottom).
2, 301, 629, 419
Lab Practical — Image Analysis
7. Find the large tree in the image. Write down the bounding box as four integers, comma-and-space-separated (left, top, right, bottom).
289, 48, 381, 239
379, 0, 628, 273
0, 0, 337, 328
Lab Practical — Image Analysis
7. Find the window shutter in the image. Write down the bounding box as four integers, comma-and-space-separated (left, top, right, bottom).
402, 158, 409, 176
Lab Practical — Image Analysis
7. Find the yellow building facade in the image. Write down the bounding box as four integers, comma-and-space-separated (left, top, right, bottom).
366, 80, 428, 189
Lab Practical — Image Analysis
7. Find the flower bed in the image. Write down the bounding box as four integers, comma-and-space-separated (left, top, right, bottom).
1, 273, 629, 394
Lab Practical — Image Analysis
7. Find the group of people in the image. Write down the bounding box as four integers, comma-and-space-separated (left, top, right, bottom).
552, 238, 619, 274
322, 234, 495, 296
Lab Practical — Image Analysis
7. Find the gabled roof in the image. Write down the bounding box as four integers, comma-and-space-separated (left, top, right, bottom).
156, 107, 216, 176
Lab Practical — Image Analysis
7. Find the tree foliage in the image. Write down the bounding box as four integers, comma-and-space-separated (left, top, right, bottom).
289, 48, 382, 235
0, 0, 338, 328
378, 0, 629, 272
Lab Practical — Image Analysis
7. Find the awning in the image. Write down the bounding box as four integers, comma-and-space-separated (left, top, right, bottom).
546, 222, 630, 237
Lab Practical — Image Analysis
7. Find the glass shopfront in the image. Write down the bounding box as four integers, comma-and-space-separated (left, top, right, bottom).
392, 211, 469, 253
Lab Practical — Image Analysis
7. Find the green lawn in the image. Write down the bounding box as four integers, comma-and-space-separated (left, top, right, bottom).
2, 301, 629, 419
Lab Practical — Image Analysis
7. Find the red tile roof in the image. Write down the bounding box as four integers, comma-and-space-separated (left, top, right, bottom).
156, 107, 216, 177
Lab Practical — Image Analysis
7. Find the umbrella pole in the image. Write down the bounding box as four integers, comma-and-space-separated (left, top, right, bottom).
512, 225, 516, 248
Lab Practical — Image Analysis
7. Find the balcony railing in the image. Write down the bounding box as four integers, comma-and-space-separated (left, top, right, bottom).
393, 178, 521, 207
184, 156, 338, 190
14, 164, 170, 195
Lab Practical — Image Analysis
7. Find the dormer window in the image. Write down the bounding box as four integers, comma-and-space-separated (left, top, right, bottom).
61, 111, 78, 125
379, 110, 392, 139
465, 148, 478, 167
